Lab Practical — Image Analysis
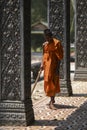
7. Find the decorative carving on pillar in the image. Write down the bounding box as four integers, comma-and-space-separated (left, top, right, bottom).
0, 0, 34, 126
74, 0, 87, 80
48, 0, 64, 78
48, 0, 72, 96
0, 0, 21, 100
48, 0, 64, 41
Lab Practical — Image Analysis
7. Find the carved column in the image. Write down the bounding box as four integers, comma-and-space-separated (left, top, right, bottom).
48, 0, 72, 96
74, 0, 87, 81
0, 0, 34, 126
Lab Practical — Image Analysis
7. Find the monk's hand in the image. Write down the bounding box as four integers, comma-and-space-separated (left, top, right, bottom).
40, 64, 43, 71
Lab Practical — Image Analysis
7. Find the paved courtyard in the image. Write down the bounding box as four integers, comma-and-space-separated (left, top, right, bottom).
0, 80, 87, 130
0, 55, 87, 130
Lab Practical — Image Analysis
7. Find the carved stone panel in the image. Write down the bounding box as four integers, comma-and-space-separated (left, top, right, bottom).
48, 0, 64, 41
74, 0, 87, 80
76, 0, 87, 68
0, 0, 21, 100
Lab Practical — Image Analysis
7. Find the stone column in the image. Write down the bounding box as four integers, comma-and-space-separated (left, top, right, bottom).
48, 0, 72, 96
74, 0, 87, 81
0, 0, 34, 126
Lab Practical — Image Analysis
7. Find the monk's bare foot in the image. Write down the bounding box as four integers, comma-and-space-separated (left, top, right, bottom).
49, 102, 57, 110
46, 100, 55, 105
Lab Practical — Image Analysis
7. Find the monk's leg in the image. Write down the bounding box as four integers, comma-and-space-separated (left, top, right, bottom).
50, 96, 55, 103
49, 96, 57, 110
47, 96, 55, 105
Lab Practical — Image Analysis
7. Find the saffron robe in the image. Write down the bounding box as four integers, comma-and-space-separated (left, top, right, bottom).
42, 38, 63, 96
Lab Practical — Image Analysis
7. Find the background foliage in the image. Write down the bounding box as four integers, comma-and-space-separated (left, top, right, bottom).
31, 0, 47, 24
31, 0, 75, 52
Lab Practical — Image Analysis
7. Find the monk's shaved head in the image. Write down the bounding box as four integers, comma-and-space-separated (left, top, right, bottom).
44, 29, 53, 37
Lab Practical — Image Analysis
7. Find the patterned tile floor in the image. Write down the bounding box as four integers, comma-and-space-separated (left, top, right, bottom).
0, 81, 87, 130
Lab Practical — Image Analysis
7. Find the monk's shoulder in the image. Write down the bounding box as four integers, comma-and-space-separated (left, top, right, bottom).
43, 41, 48, 46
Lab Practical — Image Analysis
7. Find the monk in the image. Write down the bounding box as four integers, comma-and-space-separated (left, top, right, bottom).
40, 29, 63, 110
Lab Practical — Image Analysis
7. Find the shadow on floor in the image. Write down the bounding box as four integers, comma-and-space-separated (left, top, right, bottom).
32, 101, 87, 130
72, 94, 87, 97
54, 104, 77, 109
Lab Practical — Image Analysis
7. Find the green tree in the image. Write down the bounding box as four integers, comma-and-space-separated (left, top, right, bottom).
31, 0, 47, 24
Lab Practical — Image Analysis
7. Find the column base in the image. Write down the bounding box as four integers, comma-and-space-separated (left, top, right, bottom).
56, 79, 73, 96
74, 68, 87, 81
0, 100, 35, 126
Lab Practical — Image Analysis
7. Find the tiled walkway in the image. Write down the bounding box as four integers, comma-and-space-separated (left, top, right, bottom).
0, 81, 87, 130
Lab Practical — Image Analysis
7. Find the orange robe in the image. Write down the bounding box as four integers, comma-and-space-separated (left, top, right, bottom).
42, 38, 63, 97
